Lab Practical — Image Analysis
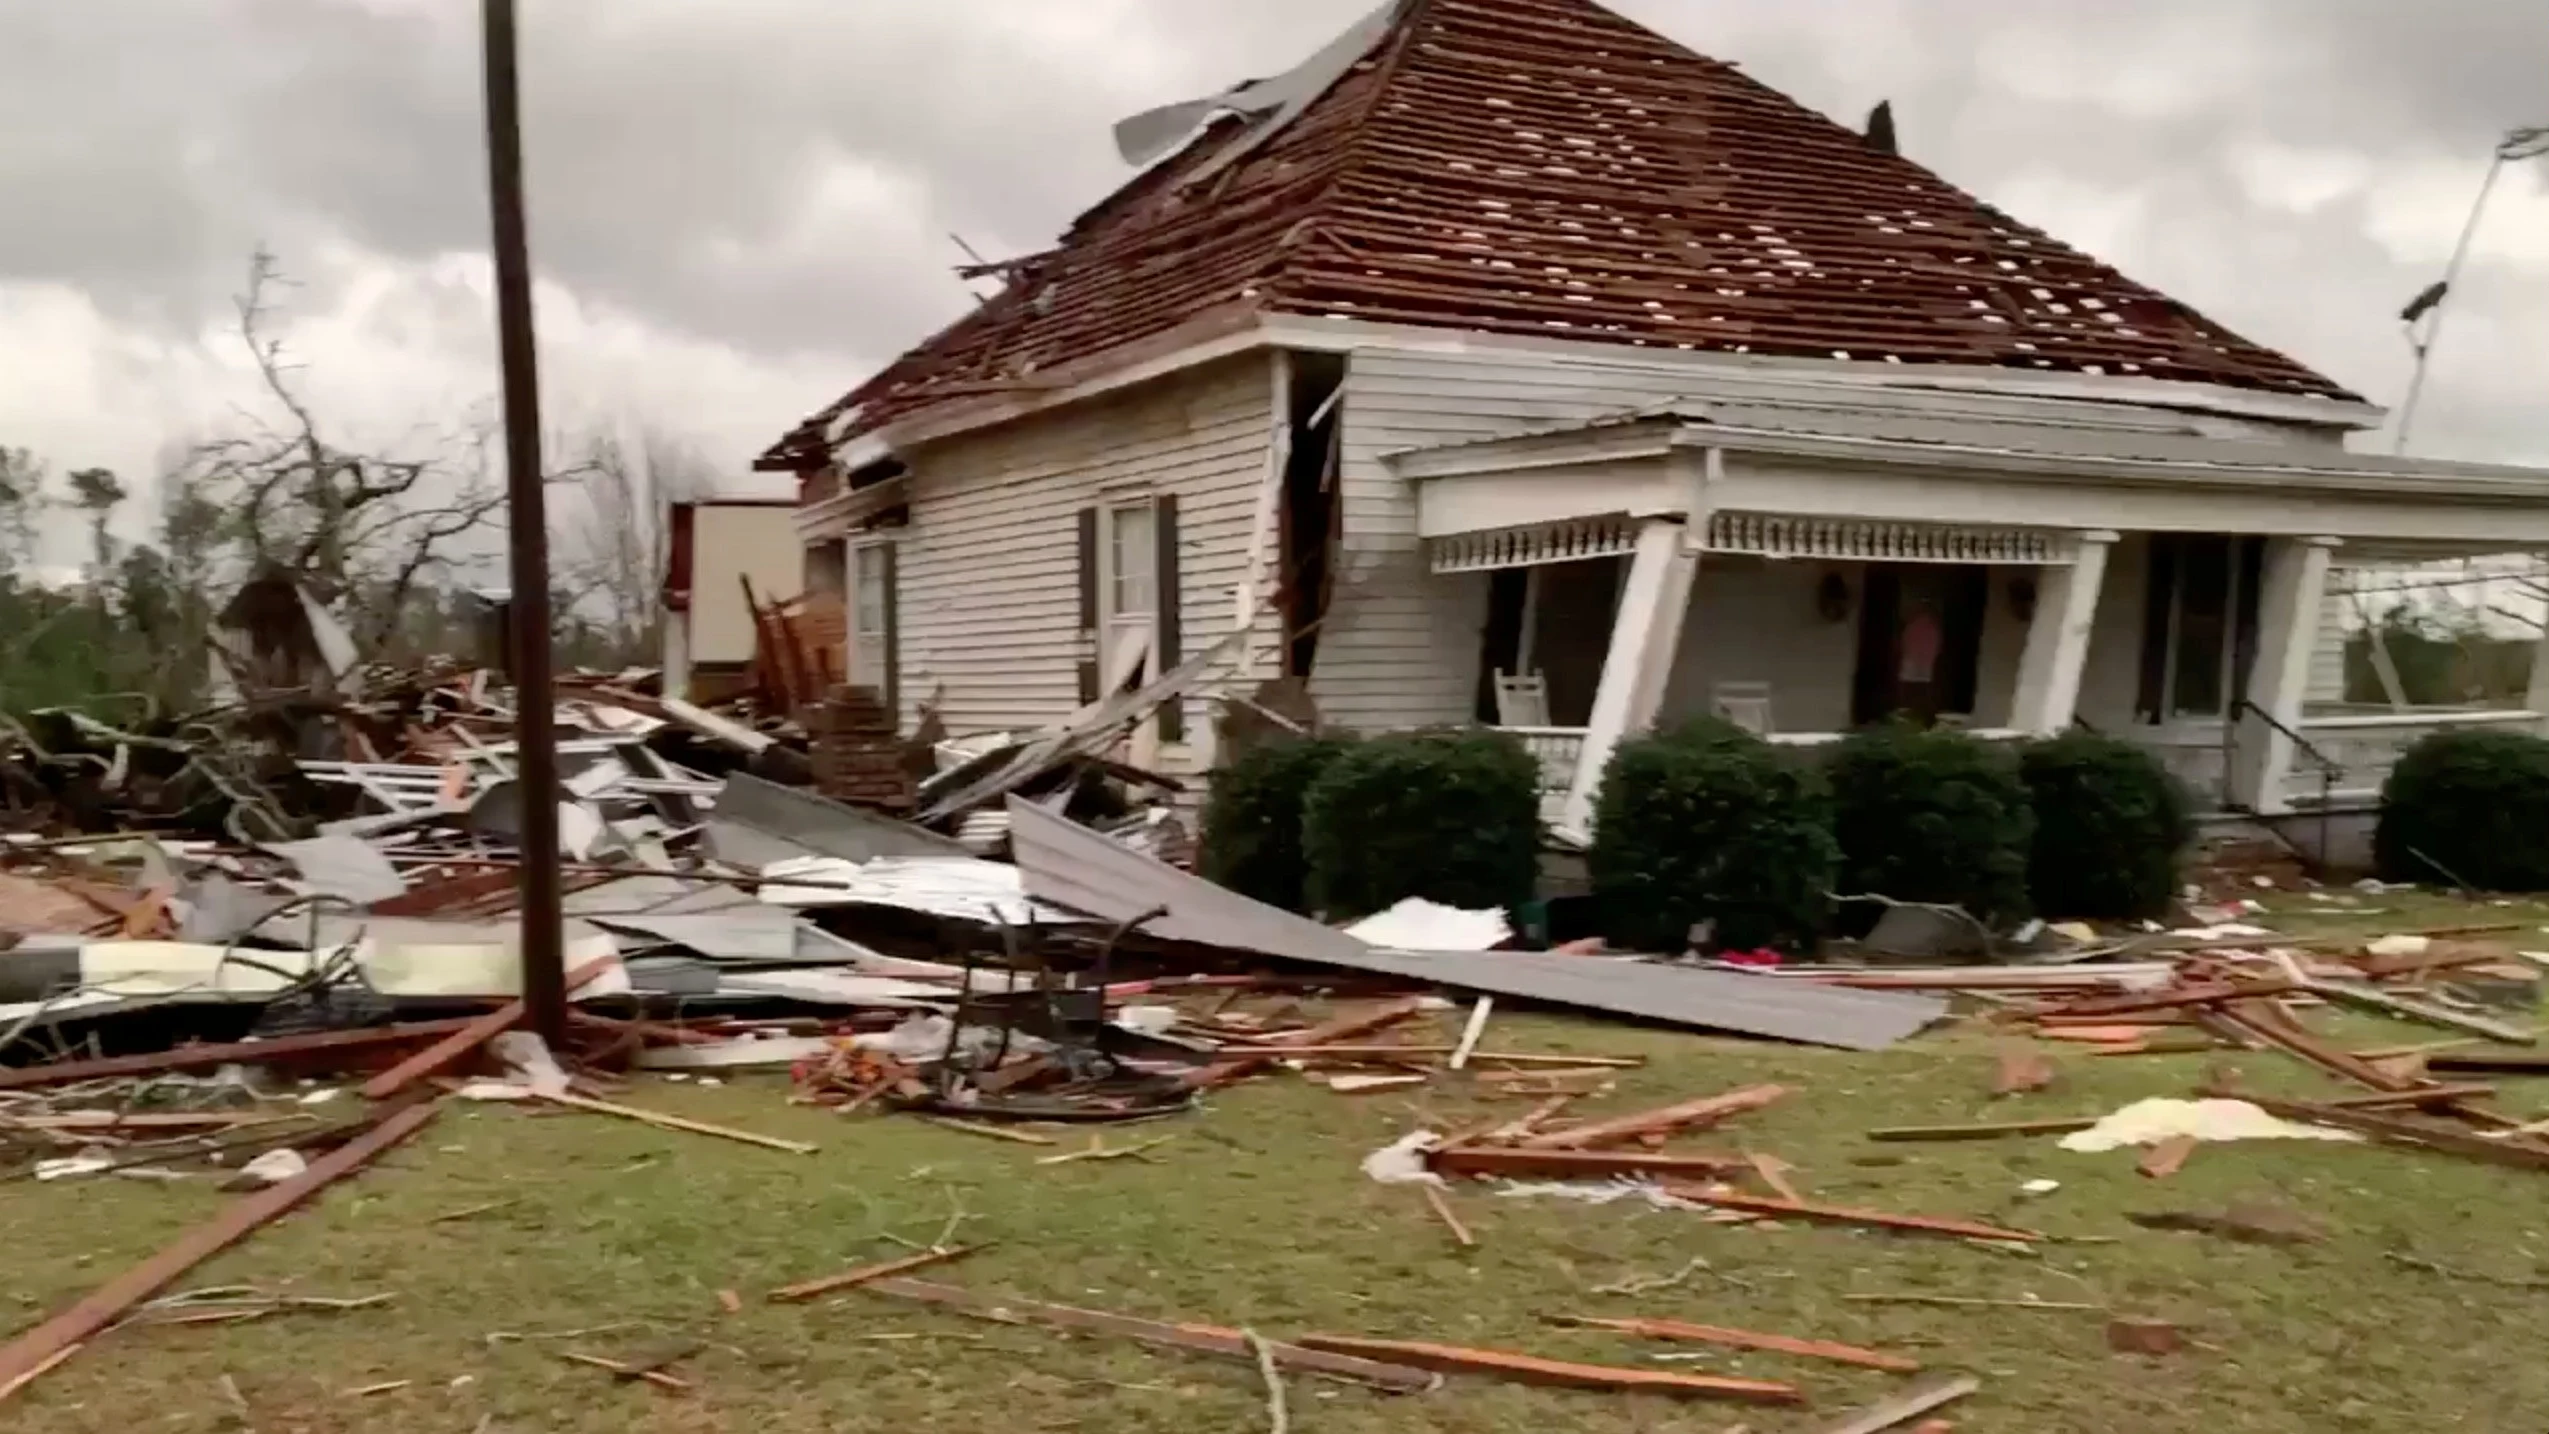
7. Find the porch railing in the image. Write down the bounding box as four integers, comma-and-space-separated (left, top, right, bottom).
2292, 707, 2541, 802
1499, 725, 1587, 798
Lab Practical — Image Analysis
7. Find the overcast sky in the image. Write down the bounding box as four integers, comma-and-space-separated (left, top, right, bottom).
1, 0, 2542, 566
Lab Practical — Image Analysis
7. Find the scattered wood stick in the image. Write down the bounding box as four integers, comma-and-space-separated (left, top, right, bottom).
1426, 1146, 1746, 1182
1867, 1117, 2100, 1143
430, 1197, 522, 1225
1517, 1084, 1789, 1151
1669, 1189, 2041, 1243
1746, 1151, 1805, 1203
2195, 1087, 2549, 1173
1484, 1093, 1582, 1143
557, 1350, 690, 1394
1550, 1314, 1919, 1373
770, 1244, 983, 1304
919, 1117, 1057, 1147
1421, 1184, 1476, 1249
1034, 1135, 1176, 1166
1180, 998, 1431, 1091
1293, 1334, 1803, 1404
2137, 1134, 2198, 1180
1448, 998, 1494, 1072
1844, 1293, 2098, 1312
1811, 1373, 1981, 1433
859, 1279, 1438, 1393
1243, 1328, 1291, 1434
342, 1380, 412, 1399
540, 1091, 814, 1154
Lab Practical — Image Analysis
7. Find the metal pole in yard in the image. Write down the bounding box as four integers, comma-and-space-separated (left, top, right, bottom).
481, 0, 567, 1045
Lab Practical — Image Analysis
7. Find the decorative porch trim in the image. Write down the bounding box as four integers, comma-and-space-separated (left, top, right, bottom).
1428, 515, 1640, 574
1702, 512, 2073, 565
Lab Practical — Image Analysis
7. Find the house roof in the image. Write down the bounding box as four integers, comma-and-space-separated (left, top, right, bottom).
760, 0, 2353, 470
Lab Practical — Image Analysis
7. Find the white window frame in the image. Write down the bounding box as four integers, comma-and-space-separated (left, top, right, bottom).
849, 537, 894, 696
1100, 500, 1158, 688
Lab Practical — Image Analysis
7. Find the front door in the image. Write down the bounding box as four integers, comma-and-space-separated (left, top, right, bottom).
1852, 565, 1988, 726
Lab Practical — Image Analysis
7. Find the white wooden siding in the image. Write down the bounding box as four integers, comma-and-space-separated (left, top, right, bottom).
893, 353, 1277, 775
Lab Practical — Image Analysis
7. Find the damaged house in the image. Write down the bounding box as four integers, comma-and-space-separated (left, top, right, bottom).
762, 0, 2549, 839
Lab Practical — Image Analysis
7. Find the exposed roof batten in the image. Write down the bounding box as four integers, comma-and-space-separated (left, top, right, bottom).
762, 0, 2351, 468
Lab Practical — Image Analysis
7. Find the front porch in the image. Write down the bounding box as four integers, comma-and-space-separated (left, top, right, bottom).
1390, 410, 2549, 839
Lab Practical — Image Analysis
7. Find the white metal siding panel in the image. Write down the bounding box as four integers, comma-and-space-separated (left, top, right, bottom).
893, 354, 1275, 774
689, 506, 806, 663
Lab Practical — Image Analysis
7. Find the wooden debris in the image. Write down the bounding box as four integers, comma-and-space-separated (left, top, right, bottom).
1810, 1373, 1981, 1434
1551, 1314, 1920, 1373
2300, 978, 2537, 1045
1213, 1046, 1640, 1068
1292, 1334, 1803, 1404
0, 1101, 441, 1400
2214, 1003, 2418, 1093
859, 1279, 1439, 1393
2430, 1050, 2549, 1075
2038, 1026, 2164, 1045
2197, 1088, 2549, 1173
2136, 1134, 2198, 1180
1035, 1135, 1176, 1166
2316, 1082, 2497, 1110
1448, 997, 1494, 1071
771, 1244, 983, 1303
1426, 1146, 1746, 1182
1421, 1185, 1476, 1249
1669, 1189, 2041, 1244
1243, 1328, 1291, 1434
541, 1091, 814, 1154
921, 1116, 1059, 1146
2049, 979, 2296, 1020
1180, 998, 1431, 1091
1517, 1084, 1790, 1151
0, 1018, 483, 1092
1328, 1073, 1428, 1094
558, 1350, 691, 1393
1868, 1117, 2100, 1143
342, 1380, 413, 1398
2105, 1317, 2183, 1356
1844, 1294, 2098, 1312
1483, 1093, 1582, 1143
1747, 1151, 1805, 1203
362, 956, 618, 1099
1993, 1047, 2056, 1095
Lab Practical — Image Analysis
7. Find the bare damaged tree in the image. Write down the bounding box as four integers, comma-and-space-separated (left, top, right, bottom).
555, 424, 706, 665
183, 249, 511, 656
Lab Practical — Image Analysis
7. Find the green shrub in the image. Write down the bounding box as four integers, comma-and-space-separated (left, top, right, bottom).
1302, 729, 1542, 919
1198, 735, 1359, 911
2376, 726, 2549, 891
2019, 730, 2192, 920
1589, 718, 1838, 952
1827, 722, 2035, 928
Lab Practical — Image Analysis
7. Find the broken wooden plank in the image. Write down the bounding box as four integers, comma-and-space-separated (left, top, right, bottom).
0, 1018, 482, 1091
2316, 1082, 2498, 1110
1844, 1294, 2098, 1312
1867, 1117, 2101, 1143
1747, 1151, 1806, 1204
1550, 1314, 1920, 1373
361, 956, 617, 1099
0, 1101, 440, 1399
1667, 1189, 2041, 1243
2194, 1087, 2549, 1173
2137, 1134, 2198, 1180
1293, 1333, 1802, 1403
558, 1350, 690, 1393
2214, 1004, 2418, 1092
541, 1091, 814, 1154
858, 1279, 1439, 1393
1421, 1185, 1476, 1249
770, 1245, 982, 1303
1812, 1373, 1982, 1433
1516, 1084, 1789, 1151
1180, 998, 1430, 1091
1448, 997, 1493, 1071
2048, 978, 2297, 1019
1425, 1146, 1747, 1182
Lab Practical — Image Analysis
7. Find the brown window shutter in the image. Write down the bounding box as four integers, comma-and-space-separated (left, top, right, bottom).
1154, 493, 1184, 741
880, 542, 902, 720
1076, 506, 1100, 704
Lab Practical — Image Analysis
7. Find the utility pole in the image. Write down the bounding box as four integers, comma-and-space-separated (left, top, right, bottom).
481, 0, 567, 1045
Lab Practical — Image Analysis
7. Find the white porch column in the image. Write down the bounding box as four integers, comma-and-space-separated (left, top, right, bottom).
2231, 535, 2339, 813
2009, 531, 2117, 735
1559, 517, 1700, 837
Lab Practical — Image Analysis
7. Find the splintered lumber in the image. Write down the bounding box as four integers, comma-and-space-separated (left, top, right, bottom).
1426, 1146, 1748, 1182
0, 1100, 440, 1400
558, 1350, 690, 1393
859, 1279, 1439, 1393
362, 955, 618, 1099
1293, 1334, 1804, 1404
2214, 1004, 2417, 1092
1813, 1373, 1982, 1434
1516, 1084, 1790, 1151
2049, 978, 2297, 1020
0, 1018, 482, 1091
1421, 1185, 1476, 1249
541, 1091, 815, 1154
2137, 1134, 2199, 1179
2195, 1088, 2549, 1173
1868, 1117, 2100, 1143
1669, 1189, 2042, 1244
1551, 1314, 1920, 1373
770, 1245, 983, 1303
1180, 998, 1429, 1091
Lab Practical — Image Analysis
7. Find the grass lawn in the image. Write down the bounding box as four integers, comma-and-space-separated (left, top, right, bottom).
11, 895, 2549, 1432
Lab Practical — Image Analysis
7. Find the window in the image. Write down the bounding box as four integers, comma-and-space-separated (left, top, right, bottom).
2137, 536, 2263, 721
848, 540, 897, 710
1101, 501, 1157, 688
